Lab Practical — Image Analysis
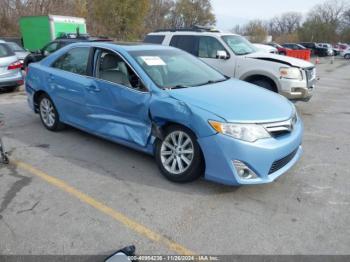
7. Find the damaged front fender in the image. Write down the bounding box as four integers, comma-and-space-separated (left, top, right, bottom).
149, 95, 223, 140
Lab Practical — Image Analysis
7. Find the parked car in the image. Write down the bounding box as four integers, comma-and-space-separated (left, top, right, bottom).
340, 47, 350, 59
23, 34, 110, 69
318, 43, 334, 56
267, 42, 290, 55
26, 42, 303, 185
0, 41, 23, 92
299, 42, 328, 57
253, 43, 278, 54
5, 41, 30, 68
281, 43, 307, 50
145, 28, 316, 101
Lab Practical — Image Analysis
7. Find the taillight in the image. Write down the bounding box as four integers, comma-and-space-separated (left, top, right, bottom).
7, 61, 22, 70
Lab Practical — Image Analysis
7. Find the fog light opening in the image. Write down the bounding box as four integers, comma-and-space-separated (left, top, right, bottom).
233, 160, 258, 180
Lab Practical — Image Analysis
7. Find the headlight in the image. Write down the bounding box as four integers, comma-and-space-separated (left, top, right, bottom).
208, 121, 271, 142
280, 67, 302, 80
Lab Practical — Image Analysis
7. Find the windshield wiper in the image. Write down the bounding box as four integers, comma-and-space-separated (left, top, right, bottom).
165, 85, 190, 90
238, 52, 252, 55
194, 78, 229, 87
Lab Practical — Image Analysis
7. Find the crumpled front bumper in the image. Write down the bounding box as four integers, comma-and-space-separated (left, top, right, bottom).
197, 119, 303, 185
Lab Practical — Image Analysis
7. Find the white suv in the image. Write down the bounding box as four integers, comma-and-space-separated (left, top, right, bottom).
145, 28, 316, 101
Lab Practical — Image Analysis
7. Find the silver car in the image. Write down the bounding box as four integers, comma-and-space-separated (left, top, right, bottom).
5, 41, 30, 67
0, 42, 23, 92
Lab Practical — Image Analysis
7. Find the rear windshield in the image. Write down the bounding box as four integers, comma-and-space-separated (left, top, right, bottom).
0, 43, 14, 57
7, 42, 25, 52
144, 35, 165, 44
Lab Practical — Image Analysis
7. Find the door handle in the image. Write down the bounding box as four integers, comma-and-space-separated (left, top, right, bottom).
85, 84, 101, 92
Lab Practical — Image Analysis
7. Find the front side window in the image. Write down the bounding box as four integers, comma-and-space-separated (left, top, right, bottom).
52, 47, 90, 75
94, 49, 146, 91
198, 36, 227, 59
129, 48, 227, 89
222, 35, 257, 55
169, 35, 199, 56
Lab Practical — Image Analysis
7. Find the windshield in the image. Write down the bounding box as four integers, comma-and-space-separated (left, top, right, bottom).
222, 35, 257, 55
7, 42, 25, 52
129, 49, 227, 89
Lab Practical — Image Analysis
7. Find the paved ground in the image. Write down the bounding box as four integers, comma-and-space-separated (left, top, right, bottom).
0, 57, 349, 256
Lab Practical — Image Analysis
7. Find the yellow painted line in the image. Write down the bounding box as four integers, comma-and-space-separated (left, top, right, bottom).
12, 160, 195, 255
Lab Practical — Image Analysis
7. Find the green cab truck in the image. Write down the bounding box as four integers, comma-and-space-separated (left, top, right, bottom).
20, 15, 87, 51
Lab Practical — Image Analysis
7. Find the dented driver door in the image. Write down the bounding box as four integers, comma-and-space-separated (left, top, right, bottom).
84, 78, 152, 147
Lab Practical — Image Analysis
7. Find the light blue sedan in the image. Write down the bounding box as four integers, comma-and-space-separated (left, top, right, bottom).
25, 42, 303, 185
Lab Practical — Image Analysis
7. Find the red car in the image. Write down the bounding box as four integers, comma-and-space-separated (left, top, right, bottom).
267, 42, 291, 55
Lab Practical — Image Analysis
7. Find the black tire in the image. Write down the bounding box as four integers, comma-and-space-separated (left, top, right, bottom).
6, 86, 17, 93
345, 54, 350, 59
155, 125, 204, 183
38, 94, 65, 131
250, 79, 277, 92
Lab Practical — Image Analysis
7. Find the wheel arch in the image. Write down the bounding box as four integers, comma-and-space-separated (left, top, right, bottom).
243, 74, 279, 93
33, 90, 49, 113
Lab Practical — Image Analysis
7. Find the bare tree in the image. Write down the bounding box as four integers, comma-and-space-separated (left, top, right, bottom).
299, 0, 347, 42
268, 12, 302, 36
144, 0, 175, 31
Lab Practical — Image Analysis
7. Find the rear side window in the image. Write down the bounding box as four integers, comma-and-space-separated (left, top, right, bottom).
169, 35, 199, 56
0, 43, 14, 57
144, 35, 165, 44
52, 47, 90, 76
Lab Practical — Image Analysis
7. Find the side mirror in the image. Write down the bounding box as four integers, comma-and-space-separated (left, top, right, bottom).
216, 50, 228, 60
43, 50, 50, 56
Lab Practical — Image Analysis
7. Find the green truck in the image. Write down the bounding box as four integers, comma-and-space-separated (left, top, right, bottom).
20, 15, 87, 51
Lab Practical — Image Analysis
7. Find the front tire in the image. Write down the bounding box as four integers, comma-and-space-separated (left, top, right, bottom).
38, 94, 64, 131
345, 54, 350, 59
155, 125, 203, 183
250, 79, 277, 92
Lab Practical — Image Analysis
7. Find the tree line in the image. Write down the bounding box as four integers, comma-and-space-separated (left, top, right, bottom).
0, 0, 215, 40
1, 0, 349, 43
232, 0, 350, 43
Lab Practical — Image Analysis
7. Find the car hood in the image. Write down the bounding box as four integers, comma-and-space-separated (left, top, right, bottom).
168, 79, 295, 123
245, 51, 314, 68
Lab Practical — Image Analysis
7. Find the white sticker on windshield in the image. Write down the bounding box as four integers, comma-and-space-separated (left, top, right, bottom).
140, 56, 166, 66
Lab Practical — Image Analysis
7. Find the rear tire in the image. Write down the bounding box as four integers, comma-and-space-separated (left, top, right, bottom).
155, 125, 203, 183
38, 94, 65, 131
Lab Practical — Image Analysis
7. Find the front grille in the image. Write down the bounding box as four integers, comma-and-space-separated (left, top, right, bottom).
263, 114, 297, 138
268, 148, 298, 175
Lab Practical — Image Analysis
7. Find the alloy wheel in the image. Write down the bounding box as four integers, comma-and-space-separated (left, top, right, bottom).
40, 98, 56, 128
160, 130, 194, 175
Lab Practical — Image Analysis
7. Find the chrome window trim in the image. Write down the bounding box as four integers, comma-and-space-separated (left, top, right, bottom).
91, 46, 150, 93
49, 45, 150, 94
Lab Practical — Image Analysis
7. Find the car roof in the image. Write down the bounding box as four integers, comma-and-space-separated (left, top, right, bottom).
147, 31, 238, 37
65, 41, 177, 52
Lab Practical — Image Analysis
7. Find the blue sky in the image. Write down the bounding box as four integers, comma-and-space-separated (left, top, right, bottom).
211, 0, 325, 31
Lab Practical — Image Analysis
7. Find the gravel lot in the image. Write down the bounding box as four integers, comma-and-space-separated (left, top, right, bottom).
0, 57, 349, 256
